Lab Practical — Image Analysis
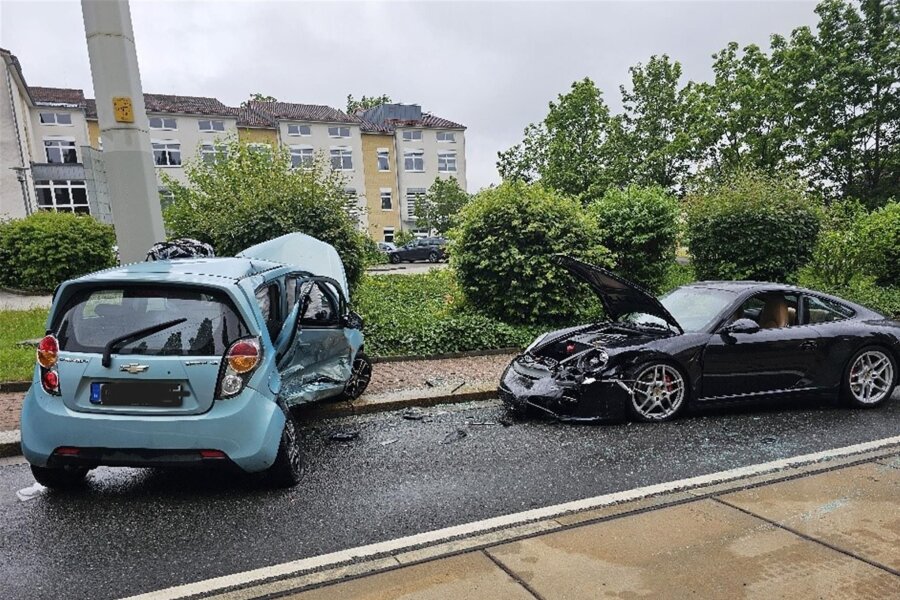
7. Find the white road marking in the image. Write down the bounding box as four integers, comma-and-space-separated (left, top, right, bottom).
122, 434, 900, 600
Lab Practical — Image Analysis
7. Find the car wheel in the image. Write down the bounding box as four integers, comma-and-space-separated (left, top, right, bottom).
842, 347, 896, 408
30, 465, 89, 490
627, 362, 687, 423
341, 353, 373, 400
389, 254, 400, 264
428, 251, 439, 263
266, 413, 304, 487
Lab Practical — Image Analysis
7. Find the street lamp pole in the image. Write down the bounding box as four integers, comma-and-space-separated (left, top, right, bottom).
81, 0, 164, 263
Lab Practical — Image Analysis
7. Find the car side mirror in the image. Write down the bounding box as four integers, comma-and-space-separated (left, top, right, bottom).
341, 311, 364, 330
722, 318, 760, 335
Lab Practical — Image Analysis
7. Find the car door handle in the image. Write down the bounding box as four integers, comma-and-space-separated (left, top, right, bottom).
799, 340, 818, 350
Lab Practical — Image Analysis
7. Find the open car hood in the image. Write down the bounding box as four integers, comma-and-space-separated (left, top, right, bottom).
554, 255, 683, 334
237, 233, 349, 298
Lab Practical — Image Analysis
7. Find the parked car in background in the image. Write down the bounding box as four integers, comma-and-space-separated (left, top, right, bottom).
377, 242, 397, 254
388, 237, 448, 264
21, 233, 372, 490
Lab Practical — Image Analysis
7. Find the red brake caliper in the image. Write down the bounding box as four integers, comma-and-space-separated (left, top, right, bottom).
664, 372, 674, 392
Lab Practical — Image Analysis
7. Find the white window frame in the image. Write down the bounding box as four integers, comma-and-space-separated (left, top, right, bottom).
158, 187, 175, 209
438, 150, 457, 173
383, 227, 395, 243
330, 146, 353, 171
198, 119, 226, 132
402, 129, 422, 141
149, 116, 177, 131
328, 126, 351, 138
152, 139, 182, 167
380, 188, 393, 211
344, 188, 359, 217
200, 142, 228, 164
406, 187, 426, 218
377, 148, 390, 171
436, 131, 456, 143
39, 112, 73, 126
34, 179, 89, 213
248, 142, 272, 154
287, 124, 311, 137
404, 149, 425, 172
43, 137, 77, 164
290, 145, 314, 169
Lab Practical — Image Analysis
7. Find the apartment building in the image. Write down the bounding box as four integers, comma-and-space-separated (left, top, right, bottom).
0, 48, 467, 242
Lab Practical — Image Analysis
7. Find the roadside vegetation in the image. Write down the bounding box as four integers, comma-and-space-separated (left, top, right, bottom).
0, 308, 46, 382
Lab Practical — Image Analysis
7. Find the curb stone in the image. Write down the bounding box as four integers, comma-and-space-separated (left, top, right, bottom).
0, 430, 21, 458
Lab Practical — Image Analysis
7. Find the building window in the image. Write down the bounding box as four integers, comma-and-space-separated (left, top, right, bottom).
152, 141, 182, 166
404, 149, 424, 172
402, 130, 422, 141
44, 138, 77, 163
380, 189, 392, 210
288, 124, 311, 136
328, 126, 350, 138
200, 143, 228, 164
158, 188, 175, 210
248, 143, 271, 154
436, 131, 456, 142
290, 145, 314, 168
344, 188, 359, 217
34, 180, 89, 214
149, 117, 177, 130
330, 147, 353, 170
198, 119, 225, 132
438, 150, 457, 172
406, 187, 425, 217
39, 112, 73, 126
377, 148, 390, 171
383, 227, 395, 243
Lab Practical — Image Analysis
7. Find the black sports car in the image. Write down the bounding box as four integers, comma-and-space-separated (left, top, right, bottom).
499, 256, 900, 423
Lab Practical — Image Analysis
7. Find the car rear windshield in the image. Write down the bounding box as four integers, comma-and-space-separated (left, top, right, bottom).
53, 285, 252, 356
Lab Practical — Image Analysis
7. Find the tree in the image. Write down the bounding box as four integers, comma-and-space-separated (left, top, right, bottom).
241, 93, 277, 108
414, 177, 470, 234
497, 78, 618, 199
162, 138, 367, 289
346, 94, 392, 115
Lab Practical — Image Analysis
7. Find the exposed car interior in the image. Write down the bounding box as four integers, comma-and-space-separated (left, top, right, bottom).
732, 293, 799, 329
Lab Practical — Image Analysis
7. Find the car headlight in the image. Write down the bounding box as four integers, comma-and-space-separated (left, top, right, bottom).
524, 333, 549, 354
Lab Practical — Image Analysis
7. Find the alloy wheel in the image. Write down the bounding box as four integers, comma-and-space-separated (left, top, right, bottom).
632, 364, 685, 421
344, 355, 373, 399
848, 350, 894, 405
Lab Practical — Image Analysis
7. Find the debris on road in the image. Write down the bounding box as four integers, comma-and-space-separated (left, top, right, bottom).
499, 416, 515, 427
330, 430, 360, 442
401, 408, 426, 421
381, 438, 399, 446
469, 421, 497, 426
16, 483, 46, 502
761, 436, 777, 444
441, 428, 468, 444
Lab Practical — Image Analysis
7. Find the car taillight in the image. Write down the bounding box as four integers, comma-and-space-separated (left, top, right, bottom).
217, 337, 261, 399
37, 335, 61, 395
37, 335, 58, 368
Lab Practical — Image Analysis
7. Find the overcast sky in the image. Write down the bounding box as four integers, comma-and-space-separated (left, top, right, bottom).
1, 0, 819, 190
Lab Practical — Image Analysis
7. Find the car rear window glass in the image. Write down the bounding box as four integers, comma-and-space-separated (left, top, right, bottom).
806, 295, 854, 323
53, 286, 251, 356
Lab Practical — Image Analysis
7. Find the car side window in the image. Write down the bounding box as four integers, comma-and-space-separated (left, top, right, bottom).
255, 283, 282, 339
731, 292, 799, 329
299, 282, 338, 326
805, 295, 854, 324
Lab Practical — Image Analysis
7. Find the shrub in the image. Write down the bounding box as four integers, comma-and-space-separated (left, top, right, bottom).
393, 230, 416, 247
685, 170, 822, 282
451, 181, 612, 325
353, 270, 545, 356
856, 201, 899, 287
0, 212, 116, 292
587, 185, 679, 292
163, 139, 366, 290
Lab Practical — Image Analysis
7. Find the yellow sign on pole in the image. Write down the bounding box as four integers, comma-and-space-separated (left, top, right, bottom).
112, 96, 134, 123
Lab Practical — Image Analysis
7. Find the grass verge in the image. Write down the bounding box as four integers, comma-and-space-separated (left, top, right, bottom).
0, 308, 47, 382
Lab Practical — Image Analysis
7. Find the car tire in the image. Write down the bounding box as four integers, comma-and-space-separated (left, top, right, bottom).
266, 413, 304, 488
30, 465, 89, 490
841, 346, 897, 408
341, 353, 373, 400
389, 254, 401, 264
428, 251, 439, 263
626, 361, 688, 423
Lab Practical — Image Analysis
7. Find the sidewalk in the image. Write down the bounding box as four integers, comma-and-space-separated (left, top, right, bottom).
188, 449, 899, 600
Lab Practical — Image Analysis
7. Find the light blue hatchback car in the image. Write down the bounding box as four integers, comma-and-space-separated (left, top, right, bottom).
21, 233, 371, 488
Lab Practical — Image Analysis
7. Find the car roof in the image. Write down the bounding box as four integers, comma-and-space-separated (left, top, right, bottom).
684, 280, 804, 293
73, 257, 283, 285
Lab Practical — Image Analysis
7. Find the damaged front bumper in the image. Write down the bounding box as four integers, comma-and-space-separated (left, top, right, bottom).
498, 355, 631, 422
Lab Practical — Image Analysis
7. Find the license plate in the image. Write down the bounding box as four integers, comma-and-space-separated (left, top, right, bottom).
90, 382, 186, 407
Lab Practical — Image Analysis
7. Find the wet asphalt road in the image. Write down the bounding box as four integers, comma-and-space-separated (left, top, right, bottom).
1, 393, 899, 600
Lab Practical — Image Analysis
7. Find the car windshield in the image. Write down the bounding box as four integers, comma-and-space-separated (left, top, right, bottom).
53, 285, 252, 356
621, 287, 737, 333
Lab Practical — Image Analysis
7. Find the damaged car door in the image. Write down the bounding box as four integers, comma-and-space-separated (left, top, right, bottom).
276, 276, 355, 406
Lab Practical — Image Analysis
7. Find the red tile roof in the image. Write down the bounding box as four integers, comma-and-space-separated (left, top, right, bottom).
360, 113, 466, 133
29, 86, 85, 107
236, 104, 276, 128
249, 101, 358, 124
143, 93, 237, 117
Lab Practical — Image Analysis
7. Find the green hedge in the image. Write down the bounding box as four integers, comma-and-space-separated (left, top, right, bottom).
451, 181, 611, 325
0, 212, 116, 292
857, 201, 899, 287
685, 171, 822, 282
588, 185, 680, 292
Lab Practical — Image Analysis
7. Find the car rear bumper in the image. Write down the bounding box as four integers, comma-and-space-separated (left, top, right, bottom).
20, 384, 285, 473
499, 358, 630, 422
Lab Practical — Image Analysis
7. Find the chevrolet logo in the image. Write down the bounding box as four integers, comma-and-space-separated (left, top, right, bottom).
120, 363, 149, 374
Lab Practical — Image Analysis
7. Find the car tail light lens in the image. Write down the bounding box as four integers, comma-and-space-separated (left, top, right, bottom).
42, 369, 60, 394
217, 337, 261, 399
37, 335, 59, 368
199, 449, 226, 459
